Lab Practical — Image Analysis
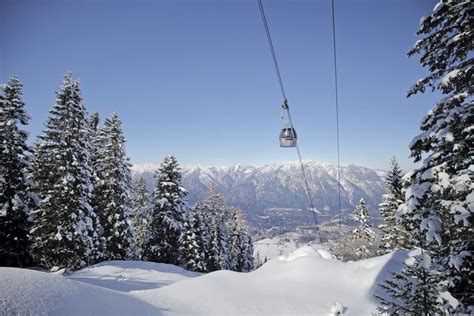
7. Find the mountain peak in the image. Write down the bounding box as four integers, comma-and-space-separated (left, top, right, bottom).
131, 160, 387, 230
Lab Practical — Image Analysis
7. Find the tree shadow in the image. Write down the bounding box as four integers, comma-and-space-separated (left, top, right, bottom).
367, 250, 412, 305
67, 260, 201, 293
68, 274, 186, 292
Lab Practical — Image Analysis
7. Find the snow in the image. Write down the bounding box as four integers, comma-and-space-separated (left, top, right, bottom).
466, 191, 474, 210
441, 69, 460, 87
0, 203, 7, 217
329, 301, 346, 315
0, 268, 158, 315
158, 197, 168, 208
132, 248, 413, 315
253, 236, 299, 261
130, 162, 161, 174
278, 245, 333, 261
432, 1, 443, 14
132, 160, 387, 216
1, 247, 420, 315
421, 252, 432, 269
68, 260, 200, 292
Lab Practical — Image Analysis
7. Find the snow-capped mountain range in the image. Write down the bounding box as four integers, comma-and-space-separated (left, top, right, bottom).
131, 160, 387, 221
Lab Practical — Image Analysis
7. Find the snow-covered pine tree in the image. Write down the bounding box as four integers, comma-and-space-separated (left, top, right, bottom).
30, 73, 102, 270
351, 198, 376, 259
144, 155, 187, 265
88, 113, 102, 198
0, 76, 34, 267
89, 112, 100, 135
201, 187, 231, 272
87, 112, 106, 261
209, 214, 231, 271
178, 212, 203, 271
189, 202, 208, 272
397, 0, 473, 310
378, 157, 410, 253
131, 177, 151, 260
228, 208, 243, 271
376, 252, 446, 314
88, 113, 101, 211
242, 235, 255, 272
94, 113, 133, 260
228, 208, 254, 272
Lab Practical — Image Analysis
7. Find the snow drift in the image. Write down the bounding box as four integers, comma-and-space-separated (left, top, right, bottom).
0, 247, 414, 315
68, 260, 200, 292
0, 268, 158, 315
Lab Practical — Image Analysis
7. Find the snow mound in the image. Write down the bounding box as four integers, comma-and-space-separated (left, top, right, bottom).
329, 301, 346, 315
130, 247, 412, 315
317, 249, 334, 260
1, 248, 418, 315
0, 268, 158, 315
68, 260, 200, 292
278, 245, 332, 261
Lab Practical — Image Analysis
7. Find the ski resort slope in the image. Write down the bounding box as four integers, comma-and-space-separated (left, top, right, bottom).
0, 246, 412, 315
133, 246, 403, 315
68, 260, 200, 292
0, 267, 159, 315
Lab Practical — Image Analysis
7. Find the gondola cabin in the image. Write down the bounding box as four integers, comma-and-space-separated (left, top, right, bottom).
280, 126, 297, 147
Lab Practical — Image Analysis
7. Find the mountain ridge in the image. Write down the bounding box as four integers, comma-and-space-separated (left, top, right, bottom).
131, 160, 387, 226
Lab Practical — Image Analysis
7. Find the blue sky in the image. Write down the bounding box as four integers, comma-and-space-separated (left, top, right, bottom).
1, 0, 438, 170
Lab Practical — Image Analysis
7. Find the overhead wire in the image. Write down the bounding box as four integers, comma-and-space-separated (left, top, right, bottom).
257, 0, 287, 101
257, 0, 322, 244
331, 0, 343, 231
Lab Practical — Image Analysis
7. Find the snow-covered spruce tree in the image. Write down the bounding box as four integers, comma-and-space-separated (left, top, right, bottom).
200, 186, 231, 272
144, 155, 187, 264
94, 113, 133, 260
189, 202, 208, 272
131, 177, 151, 260
88, 113, 101, 208
397, 0, 473, 310
242, 235, 255, 272
30, 73, 102, 270
87, 112, 106, 261
378, 157, 410, 253
88, 112, 100, 135
351, 198, 376, 259
228, 208, 243, 271
376, 252, 446, 314
208, 213, 230, 271
0, 76, 34, 267
88, 112, 102, 225
178, 212, 203, 271
228, 208, 254, 272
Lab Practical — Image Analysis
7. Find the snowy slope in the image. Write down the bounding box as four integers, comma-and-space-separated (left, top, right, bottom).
131, 160, 386, 220
1, 247, 414, 315
68, 260, 200, 292
131, 247, 410, 315
0, 268, 159, 315
254, 236, 300, 262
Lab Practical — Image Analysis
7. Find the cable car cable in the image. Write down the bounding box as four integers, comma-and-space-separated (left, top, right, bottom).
257, 0, 322, 244
331, 0, 343, 232
257, 0, 287, 102
285, 108, 320, 240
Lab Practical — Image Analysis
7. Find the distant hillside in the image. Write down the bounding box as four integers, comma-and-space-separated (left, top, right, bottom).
131, 161, 386, 227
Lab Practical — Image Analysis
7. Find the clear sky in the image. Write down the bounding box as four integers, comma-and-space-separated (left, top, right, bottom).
1, 0, 438, 170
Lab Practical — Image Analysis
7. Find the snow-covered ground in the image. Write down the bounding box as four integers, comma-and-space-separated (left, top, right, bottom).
68, 260, 200, 292
254, 235, 302, 262
0, 246, 414, 315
